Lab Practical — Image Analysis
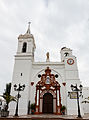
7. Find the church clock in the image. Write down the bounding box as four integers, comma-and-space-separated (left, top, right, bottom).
67, 58, 74, 65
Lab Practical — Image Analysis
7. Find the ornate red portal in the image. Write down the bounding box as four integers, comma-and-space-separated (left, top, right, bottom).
35, 67, 61, 114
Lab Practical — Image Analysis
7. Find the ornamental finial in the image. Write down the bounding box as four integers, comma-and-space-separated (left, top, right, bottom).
26, 22, 31, 34
28, 22, 31, 29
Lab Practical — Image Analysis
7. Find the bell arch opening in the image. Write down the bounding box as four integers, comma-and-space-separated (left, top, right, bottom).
22, 42, 27, 53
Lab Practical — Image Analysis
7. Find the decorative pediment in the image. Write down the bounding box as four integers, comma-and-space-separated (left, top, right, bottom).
36, 67, 60, 90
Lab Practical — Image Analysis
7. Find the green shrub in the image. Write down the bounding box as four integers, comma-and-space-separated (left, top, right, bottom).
30, 103, 36, 111
61, 105, 66, 111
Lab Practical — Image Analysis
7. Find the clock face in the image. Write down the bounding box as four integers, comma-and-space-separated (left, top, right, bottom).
67, 58, 74, 65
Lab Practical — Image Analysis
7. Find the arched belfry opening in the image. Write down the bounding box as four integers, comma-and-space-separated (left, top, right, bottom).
35, 67, 61, 114
22, 42, 27, 53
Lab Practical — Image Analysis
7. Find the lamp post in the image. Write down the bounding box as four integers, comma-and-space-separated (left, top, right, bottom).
14, 84, 25, 116
70, 84, 83, 118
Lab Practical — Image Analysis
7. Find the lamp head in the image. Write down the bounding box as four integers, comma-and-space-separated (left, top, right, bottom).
68, 92, 70, 97
79, 84, 83, 91
71, 84, 74, 90
23, 84, 25, 88
14, 84, 17, 91
14, 84, 17, 88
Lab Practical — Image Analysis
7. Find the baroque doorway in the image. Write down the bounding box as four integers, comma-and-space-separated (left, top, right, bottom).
43, 93, 53, 113
35, 67, 61, 114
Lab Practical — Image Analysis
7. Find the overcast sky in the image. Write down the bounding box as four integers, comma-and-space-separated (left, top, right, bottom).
0, 0, 89, 94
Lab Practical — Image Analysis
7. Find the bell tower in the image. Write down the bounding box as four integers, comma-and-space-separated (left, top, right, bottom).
17, 22, 36, 61
9, 23, 36, 115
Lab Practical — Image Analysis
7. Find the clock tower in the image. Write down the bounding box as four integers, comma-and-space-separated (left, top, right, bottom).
60, 47, 80, 83
60, 47, 83, 115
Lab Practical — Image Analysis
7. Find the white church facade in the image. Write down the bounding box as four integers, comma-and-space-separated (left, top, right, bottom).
9, 24, 85, 116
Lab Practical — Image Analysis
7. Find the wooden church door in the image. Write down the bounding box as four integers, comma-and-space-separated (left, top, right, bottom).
43, 93, 53, 113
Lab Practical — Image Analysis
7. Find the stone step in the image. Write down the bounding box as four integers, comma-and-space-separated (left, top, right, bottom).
0, 118, 64, 120
0, 117, 88, 120
31, 118, 64, 120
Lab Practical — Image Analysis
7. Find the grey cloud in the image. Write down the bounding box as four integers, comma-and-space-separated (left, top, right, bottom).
0, 0, 89, 94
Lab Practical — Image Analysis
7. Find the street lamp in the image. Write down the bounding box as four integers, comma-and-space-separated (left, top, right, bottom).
69, 84, 83, 118
14, 83, 25, 116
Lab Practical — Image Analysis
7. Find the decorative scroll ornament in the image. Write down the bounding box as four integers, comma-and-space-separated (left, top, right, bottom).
36, 67, 60, 90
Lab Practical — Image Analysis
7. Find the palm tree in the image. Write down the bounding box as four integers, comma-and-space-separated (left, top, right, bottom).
2, 83, 16, 111
2, 94, 16, 111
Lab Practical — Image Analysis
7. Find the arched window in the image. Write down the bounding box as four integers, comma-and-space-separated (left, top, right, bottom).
64, 52, 69, 57
22, 42, 27, 53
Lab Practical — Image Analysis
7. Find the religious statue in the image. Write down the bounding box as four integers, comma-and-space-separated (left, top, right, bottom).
46, 52, 50, 62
